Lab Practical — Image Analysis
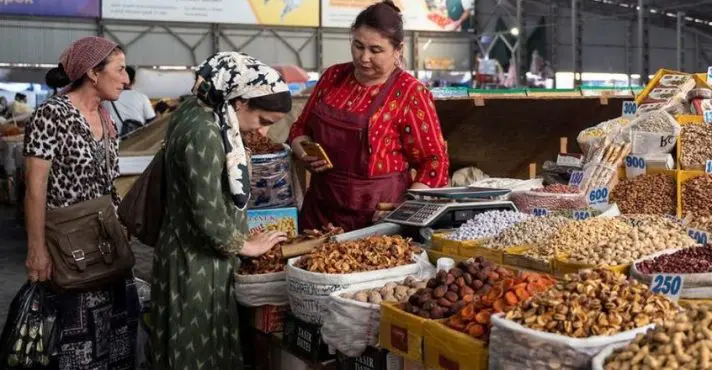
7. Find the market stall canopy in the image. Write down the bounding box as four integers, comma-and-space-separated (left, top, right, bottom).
271, 64, 309, 84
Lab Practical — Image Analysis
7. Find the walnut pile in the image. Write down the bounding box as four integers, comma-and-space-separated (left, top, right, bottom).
505, 269, 678, 338
294, 235, 422, 273
239, 224, 344, 275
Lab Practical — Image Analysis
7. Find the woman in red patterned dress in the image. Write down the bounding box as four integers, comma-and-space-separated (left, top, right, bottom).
289, 0, 449, 232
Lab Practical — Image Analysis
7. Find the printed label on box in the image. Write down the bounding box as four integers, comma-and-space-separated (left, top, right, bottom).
247, 207, 298, 236
390, 326, 409, 353
438, 355, 459, 370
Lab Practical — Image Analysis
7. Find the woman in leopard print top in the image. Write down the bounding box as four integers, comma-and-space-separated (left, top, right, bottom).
23, 36, 139, 370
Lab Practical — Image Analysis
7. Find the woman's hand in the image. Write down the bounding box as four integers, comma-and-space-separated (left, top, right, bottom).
240, 231, 288, 257
300, 155, 331, 173
26, 244, 52, 282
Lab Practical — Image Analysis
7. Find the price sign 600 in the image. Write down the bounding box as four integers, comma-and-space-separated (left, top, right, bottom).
588, 187, 609, 205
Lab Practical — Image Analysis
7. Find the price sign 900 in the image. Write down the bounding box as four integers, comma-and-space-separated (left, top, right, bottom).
588, 187, 609, 205
650, 274, 683, 301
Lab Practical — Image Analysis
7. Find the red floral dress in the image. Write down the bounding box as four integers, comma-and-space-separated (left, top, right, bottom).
289, 63, 449, 187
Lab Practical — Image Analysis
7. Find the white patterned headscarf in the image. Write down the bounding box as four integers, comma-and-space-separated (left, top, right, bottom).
192, 52, 289, 210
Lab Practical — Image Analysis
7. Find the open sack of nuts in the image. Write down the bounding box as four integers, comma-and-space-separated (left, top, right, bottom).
285, 235, 435, 324
630, 245, 712, 299
624, 110, 681, 155
593, 306, 712, 370
321, 276, 431, 357
234, 225, 343, 307
488, 269, 678, 370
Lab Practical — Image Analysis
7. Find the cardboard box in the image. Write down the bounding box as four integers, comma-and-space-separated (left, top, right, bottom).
423, 321, 488, 370
283, 312, 334, 362
379, 302, 429, 364
337, 347, 404, 370
253, 305, 288, 334
247, 207, 298, 238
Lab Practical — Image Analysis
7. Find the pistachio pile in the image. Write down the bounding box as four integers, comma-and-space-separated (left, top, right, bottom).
505, 269, 678, 338
682, 175, 712, 218
483, 216, 572, 250
604, 307, 712, 369
611, 173, 677, 215
680, 124, 712, 170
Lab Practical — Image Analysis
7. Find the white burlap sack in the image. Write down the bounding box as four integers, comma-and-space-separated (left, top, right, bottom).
630, 248, 712, 299
488, 314, 653, 370
234, 271, 288, 307
286, 252, 434, 324
591, 343, 627, 370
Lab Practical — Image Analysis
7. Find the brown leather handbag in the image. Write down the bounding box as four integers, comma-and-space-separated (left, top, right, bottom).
45, 115, 135, 292
117, 144, 166, 247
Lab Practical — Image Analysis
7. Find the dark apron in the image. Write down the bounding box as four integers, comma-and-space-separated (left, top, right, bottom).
299, 65, 410, 232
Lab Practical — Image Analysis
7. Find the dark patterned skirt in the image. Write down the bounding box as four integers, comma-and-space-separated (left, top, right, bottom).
54, 277, 140, 370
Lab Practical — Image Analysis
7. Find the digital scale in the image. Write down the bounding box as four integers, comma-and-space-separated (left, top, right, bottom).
383, 187, 518, 233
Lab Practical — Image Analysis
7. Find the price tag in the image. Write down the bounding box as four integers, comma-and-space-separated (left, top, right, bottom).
706, 160, 712, 174
622, 101, 637, 116
707, 66, 712, 84
568, 170, 585, 188
573, 210, 592, 221
587, 187, 610, 206
705, 111, 712, 124
624, 155, 646, 179
533, 208, 549, 217
688, 228, 709, 245
650, 274, 684, 301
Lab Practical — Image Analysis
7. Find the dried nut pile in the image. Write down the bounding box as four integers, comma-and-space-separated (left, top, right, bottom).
406, 257, 515, 319
243, 130, 284, 155
680, 124, 712, 169
636, 245, 712, 274
604, 307, 712, 370
611, 173, 677, 215
510, 189, 587, 214
295, 235, 421, 273
240, 224, 344, 274
341, 276, 427, 304
483, 216, 572, 250
505, 269, 678, 338
524, 218, 632, 263
250, 217, 298, 239
563, 216, 696, 266
532, 184, 581, 194
631, 110, 678, 133
690, 216, 712, 232
446, 272, 556, 341
449, 210, 531, 241
682, 175, 712, 218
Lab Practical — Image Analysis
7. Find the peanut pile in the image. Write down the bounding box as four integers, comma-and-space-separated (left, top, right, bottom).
605, 307, 712, 369
682, 175, 712, 218
611, 173, 677, 215
680, 124, 712, 170
294, 235, 421, 273
505, 269, 678, 338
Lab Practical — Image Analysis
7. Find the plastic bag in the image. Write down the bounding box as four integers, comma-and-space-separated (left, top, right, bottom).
233, 271, 288, 307
0, 283, 59, 369
577, 117, 632, 157
488, 314, 653, 370
249, 145, 295, 209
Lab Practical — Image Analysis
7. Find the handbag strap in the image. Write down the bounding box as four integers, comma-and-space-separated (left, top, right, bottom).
110, 101, 125, 126
98, 109, 113, 189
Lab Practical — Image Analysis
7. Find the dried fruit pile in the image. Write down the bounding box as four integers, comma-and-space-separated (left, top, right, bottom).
341, 276, 427, 304
405, 257, 515, 319
446, 272, 556, 341
504, 269, 678, 338
243, 130, 284, 155
604, 307, 712, 369
294, 235, 421, 273
240, 224, 343, 275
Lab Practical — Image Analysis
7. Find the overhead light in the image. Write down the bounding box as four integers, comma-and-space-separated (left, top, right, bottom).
510, 27, 520, 36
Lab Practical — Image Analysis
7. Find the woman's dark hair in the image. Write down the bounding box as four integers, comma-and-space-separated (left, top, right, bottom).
53, 46, 124, 91
352, 0, 404, 48
126, 66, 136, 86
232, 90, 292, 119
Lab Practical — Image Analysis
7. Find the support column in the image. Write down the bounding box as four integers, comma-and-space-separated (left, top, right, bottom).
548, 2, 559, 87
571, 0, 582, 87
638, 0, 650, 85
412, 31, 420, 75
625, 19, 633, 85
315, 28, 323, 72
211, 24, 220, 54
677, 11, 685, 71
516, 0, 525, 84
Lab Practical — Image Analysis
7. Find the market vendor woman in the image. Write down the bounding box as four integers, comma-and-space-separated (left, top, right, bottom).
289, 0, 449, 232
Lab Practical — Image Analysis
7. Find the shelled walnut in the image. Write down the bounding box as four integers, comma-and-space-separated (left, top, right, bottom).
239, 224, 343, 275
341, 276, 428, 304
294, 235, 421, 273
505, 269, 678, 338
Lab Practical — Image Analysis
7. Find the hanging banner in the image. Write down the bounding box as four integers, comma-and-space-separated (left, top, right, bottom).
0, 0, 100, 18
321, 0, 473, 32
102, 0, 319, 27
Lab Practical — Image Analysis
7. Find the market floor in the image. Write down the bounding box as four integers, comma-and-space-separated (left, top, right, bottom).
0, 205, 155, 332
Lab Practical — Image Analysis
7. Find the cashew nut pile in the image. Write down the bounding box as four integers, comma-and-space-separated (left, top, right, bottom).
483, 216, 573, 250
605, 307, 712, 370
341, 276, 427, 304
505, 269, 678, 338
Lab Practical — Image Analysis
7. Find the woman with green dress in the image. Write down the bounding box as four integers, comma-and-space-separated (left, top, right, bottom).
150, 52, 292, 369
